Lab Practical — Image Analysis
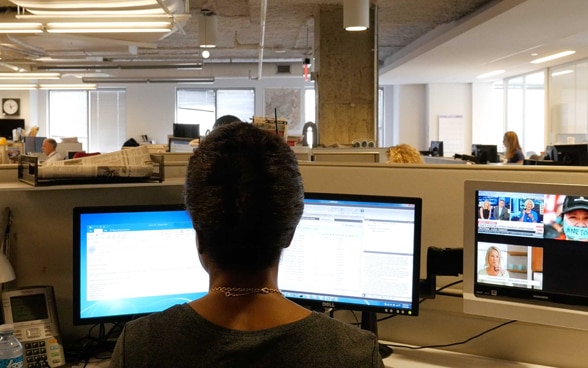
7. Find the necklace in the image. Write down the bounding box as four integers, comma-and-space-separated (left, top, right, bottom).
209, 286, 282, 297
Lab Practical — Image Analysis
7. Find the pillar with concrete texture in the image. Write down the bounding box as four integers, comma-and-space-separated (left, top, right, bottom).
314, 4, 376, 147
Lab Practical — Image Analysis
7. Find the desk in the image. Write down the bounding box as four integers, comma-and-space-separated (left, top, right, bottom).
74, 346, 554, 368
382, 345, 554, 368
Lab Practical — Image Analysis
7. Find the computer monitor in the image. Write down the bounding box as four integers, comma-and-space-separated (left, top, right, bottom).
24, 136, 46, 154
471, 144, 498, 164
73, 194, 422, 337
0, 118, 24, 141
168, 136, 195, 153
279, 192, 422, 336
463, 180, 588, 330
72, 204, 209, 325
173, 123, 200, 139
551, 144, 588, 166
429, 141, 444, 157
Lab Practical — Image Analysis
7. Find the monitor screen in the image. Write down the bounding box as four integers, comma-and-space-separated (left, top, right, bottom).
24, 136, 46, 154
429, 141, 444, 157
279, 192, 422, 320
464, 180, 588, 330
471, 144, 498, 164
552, 144, 588, 166
0, 118, 24, 141
173, 123, 200, 139
72, 204, 209, 325
168, 136, 195, 153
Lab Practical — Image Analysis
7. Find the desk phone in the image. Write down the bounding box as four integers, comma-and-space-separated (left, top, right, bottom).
1, 286, 66, 368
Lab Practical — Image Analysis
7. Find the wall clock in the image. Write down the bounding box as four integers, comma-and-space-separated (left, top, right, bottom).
2, 98, 20, 116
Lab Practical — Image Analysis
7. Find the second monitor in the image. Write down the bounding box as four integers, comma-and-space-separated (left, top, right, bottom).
472, 144, 499, 164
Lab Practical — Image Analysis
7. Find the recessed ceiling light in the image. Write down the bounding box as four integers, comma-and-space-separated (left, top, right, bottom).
531, 50, 576, 64
476, 70, 505, 79
202, 50, 210, 59
551, 70, 574, 77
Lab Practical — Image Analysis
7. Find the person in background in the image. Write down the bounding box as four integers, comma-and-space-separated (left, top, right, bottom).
212, 114, 242, 130
41, 138, 63, 163
495, 198, 511, 221
386, 144, 424, 164
503, 131, 524, 164
479, 199, 492, 219
110, 123, 385, 367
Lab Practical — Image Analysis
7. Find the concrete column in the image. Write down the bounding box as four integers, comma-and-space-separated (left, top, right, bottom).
314, 4, 376, 146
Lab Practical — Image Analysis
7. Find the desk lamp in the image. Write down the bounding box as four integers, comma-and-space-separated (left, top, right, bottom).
0, 252, 15, 284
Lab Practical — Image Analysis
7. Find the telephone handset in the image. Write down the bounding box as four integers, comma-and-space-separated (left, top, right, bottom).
1, 285, 66, 368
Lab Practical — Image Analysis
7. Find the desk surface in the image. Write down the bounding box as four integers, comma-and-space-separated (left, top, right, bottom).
74, 345, 554, 368
383, 345, 553, 368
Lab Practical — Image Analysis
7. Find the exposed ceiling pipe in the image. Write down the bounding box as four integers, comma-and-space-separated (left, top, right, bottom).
257, 0, 267, 80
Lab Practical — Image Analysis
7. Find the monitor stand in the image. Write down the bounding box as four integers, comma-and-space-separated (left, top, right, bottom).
361, 311, 393, 358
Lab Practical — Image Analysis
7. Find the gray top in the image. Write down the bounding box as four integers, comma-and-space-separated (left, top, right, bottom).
110, 304, 385, 368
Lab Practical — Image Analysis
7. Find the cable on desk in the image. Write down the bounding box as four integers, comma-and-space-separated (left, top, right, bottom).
382, 320, 517, 351
66, 322, 124, 367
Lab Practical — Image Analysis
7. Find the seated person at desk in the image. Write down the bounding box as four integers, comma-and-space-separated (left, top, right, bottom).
386, 144, 424, 164
41, 138, 63, 163
110, 123, 385, 367
503, 131, 524, 164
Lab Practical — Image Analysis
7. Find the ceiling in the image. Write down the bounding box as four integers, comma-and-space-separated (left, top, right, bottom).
0, 0, 584, 84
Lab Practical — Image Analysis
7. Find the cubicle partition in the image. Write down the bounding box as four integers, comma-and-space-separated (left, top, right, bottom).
3, 162, 588, 367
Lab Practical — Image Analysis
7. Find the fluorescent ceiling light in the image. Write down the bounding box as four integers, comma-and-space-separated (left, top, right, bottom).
38, 61, 203, 71
531, 51, 576, 64
476, 70, 505, 79
0, 22, 43, 33
39, 84, 96, 90
0, 83, 95, 90
0, 72, 61, 79
551, 70, 574, 77
0, 84, 37, 90
11, 0, 168, 15
82, 77, 215, 84
45, 21, 171, 33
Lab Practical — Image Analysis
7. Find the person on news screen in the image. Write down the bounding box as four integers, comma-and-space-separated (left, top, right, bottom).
545, 196, 588, 241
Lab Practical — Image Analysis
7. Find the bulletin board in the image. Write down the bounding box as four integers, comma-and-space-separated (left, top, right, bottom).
438, 115, 465, 157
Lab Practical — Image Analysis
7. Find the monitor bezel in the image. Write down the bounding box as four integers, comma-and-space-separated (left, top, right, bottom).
463, 180, 588, 330
281, 192, 422, 317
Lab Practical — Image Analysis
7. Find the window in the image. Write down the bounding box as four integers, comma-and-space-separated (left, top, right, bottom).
176, 88, 254, 134
504, 71, 545, 155
48, 89, 126, 153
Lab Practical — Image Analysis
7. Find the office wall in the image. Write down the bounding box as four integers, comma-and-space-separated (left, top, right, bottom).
26, 76, 314, 147
397, 85, 427, 149
4, 163, 588, 367
426, 83, 473, 153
